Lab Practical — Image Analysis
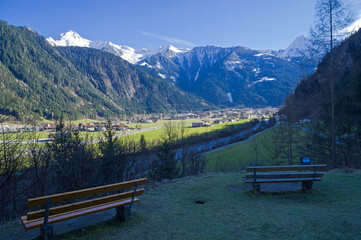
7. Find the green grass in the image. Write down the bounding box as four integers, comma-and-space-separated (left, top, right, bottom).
205, 127, 274, 171
68, 119, 103, 125
127, 119, 198, 129
51, 170, 361, 240
205, 125, 310, 172
130, 119, 250, 145
2, 119, 249, 144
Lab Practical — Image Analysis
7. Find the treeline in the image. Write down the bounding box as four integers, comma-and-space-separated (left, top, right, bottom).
281, 29, 361, 168
0, 21, 123, 120
0, 117, 208, 221
58, 47, 212, 115
0, 20, 212, 121
0, 114, 267, 221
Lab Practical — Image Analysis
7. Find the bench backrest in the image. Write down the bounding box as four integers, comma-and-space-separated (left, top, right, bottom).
244, 164, 327, 181
246, 164, 327, 173
26, 178, 147, 221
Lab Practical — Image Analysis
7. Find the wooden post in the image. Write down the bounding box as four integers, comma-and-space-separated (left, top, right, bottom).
302, 181, 307, 192
253, 169, 260, 194
115, 206, 130, 222
253, 183, 260, 194
302, 181, 313, 192
303, 166, 317, 192
115, 181, 138, 222
40, 225, 53, 240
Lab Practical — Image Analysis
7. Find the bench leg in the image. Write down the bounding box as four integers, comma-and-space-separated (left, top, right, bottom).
253, 183, 260, 194
40, 225, 53, 240
302, 181, 313, 192
115, 206, 130, 222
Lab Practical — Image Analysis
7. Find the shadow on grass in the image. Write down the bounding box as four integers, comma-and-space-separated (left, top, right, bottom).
29, 214, 144, 240
243, 188, 327, 197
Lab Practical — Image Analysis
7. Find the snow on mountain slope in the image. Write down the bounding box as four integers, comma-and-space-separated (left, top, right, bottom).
102, 42, 143, 64
46, 31, 188, 64
341, 14, 361, 36
279, 35, 311, 59
46, 30, 314, 107
47, 31, 92, 47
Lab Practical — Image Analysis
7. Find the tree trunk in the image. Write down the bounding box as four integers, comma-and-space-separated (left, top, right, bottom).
329, 0, 337, 167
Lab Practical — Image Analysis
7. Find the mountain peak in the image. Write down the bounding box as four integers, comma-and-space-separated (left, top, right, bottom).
46, 30, 188, 63
279, 35, 311, 59
47, 30, 91, 47
60, 30, 81, 38
168, 45, 187, 53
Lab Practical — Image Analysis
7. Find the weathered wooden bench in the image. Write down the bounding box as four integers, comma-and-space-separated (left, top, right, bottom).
242, 165, 327, 194
20, 178, 147, 240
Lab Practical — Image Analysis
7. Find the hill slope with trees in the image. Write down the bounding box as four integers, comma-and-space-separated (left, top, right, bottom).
0, 21, 211, 120
282, 29, 361, 167
138, 46, 308, 107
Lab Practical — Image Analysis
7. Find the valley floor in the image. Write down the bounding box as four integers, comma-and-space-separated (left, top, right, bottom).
2, 170, 360, 240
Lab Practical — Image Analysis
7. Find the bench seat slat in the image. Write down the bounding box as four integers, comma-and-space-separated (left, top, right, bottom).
246, 164, 327, 172
21, 197, 139, 230
27, 188, 145, 221
244, 177, 322, 184
245, 172, 325, 179
28, 178, 147, 208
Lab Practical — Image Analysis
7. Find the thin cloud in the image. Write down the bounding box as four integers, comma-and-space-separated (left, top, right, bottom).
343, 13, 361, 33
138, 30, 195, 47
340, 0, 361, 36
338, 1, 361, 36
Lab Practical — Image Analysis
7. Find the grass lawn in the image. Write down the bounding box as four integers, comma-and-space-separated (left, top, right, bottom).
3, 119, 250, 143
205, 125, 310, 172
53, 170, 361, 240
130, 119, 251, 145
205, 127, 274, 172
127, 119, 199, 129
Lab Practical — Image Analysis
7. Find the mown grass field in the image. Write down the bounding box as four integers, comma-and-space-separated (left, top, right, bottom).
36, 119, 103, 125
3, 119, 250, 142
205, 127, 274, 171
128, 119, 250, 145
49, 171, 361, 240
205, 125, 310, 172
126, 119, 198, 129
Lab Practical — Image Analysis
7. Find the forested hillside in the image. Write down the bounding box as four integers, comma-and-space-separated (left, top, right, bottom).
282, 29, 361, 167
283, 29, 361, 121
139, 46, 306, 107
0, 21, 211, 120
58, 47, 210, 115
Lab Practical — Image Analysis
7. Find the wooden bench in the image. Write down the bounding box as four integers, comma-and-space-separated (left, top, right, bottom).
20, 178, 147, 240
242, 165, 327, 194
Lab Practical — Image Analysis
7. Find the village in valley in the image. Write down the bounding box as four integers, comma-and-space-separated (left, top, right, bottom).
0, 107, 278, 134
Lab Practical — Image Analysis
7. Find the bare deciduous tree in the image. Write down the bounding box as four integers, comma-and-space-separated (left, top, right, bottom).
163, 120, 178, 144
309, 0, 353, 167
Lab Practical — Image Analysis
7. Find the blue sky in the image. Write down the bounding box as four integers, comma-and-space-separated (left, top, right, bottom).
1, 0, 361, 50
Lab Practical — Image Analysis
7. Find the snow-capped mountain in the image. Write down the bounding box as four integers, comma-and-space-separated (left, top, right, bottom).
46, 31, 188, 64
46, 30, 316, 107
47, 30, 108, 49
138, 45, 303, 106
278, 35, 311, 59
